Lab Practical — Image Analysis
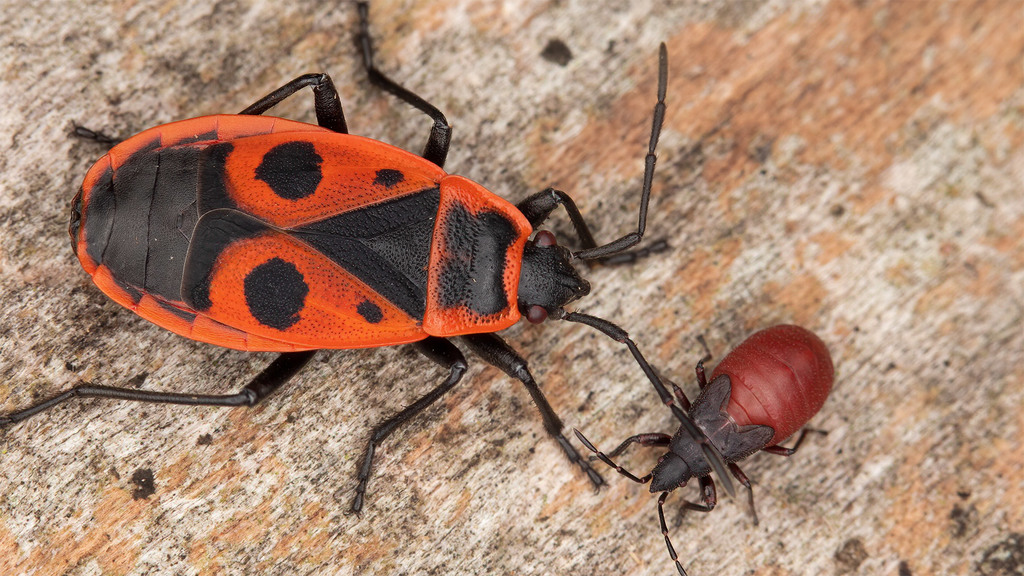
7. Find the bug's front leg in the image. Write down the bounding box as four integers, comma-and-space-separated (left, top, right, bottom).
462, 332, 605, 489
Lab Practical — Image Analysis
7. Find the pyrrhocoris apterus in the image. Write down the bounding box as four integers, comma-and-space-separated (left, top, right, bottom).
6, 2, 731, 513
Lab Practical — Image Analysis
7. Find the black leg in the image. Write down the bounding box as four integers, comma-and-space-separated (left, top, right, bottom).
73, 72, 348, 146
72, 123, 123, 146
762, 428, 828, 456
516, 188, 599, 250
657, 372, 693, 412
694, 336, 713, 391
348, 337, 467, 515
462, 333, 604, 488
678, 475, 718, 514
556, 310, 735, 497
593, 239, 670, 265
573, 428, 651, 485
576, 428, 693, 575
355, 1, 451, 168
517, 43, 667, 260
727, 462, 759, 526
238, 73, 348, 134
0, 351, 317, 427
603, 432, 672, 459
657, 491, 690, 576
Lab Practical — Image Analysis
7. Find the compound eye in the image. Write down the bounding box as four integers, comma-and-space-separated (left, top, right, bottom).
534, 230, 557, 247
526, 305, 548, 324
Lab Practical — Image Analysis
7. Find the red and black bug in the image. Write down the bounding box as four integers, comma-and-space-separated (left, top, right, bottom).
576, 325, 834, 575
1, 3, 730, 513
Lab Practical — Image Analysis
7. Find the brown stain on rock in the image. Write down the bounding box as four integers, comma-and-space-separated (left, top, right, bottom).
662, 237, 744, 328
0, 524, 22, 573
340, 533, 397, 573
268, 501, 333, 564
184, 453, 342, 572
12, 484, 147, 576
446, 487, 475, 527
803, 231, 855, 267
763, 273, 828, 326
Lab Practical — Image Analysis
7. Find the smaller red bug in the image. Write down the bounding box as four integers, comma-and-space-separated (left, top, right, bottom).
575, 324, 834, 576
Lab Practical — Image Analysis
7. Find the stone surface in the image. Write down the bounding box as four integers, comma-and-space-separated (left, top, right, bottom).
1, 1, 1021, 575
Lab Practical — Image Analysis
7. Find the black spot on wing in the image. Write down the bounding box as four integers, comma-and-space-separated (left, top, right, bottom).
255, 141, 323, 200
244, 257, 308, 330
373, 168, 405, 189
356, 300, 383, 324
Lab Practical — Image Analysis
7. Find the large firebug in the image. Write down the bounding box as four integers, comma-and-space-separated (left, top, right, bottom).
3, 3, 730, 513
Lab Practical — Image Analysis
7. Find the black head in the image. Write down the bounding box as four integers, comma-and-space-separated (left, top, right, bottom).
648, 422, 719, 493
649, 452, 694, 493
517, 230, 590, 323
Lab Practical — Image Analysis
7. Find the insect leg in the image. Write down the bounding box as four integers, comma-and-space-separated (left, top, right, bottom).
657, 491, 691, 576
677, 475, 717, 514
726, 462, 760, 526
239, 73, 348, 134
517, 44, 668, 261
602, 432, 672, 459
573, 428, 652, 484
0, 351, 317, 427
694, 336, 714, 391
462, 333, 605, 488
573, 43, 668, 261
516, 188, 599, 250
762, 428, 828, 456
72, 123, 124, 146
592, 239, 670, 265
348, 337, 467, 515
355, 1, 451, 168
652, 370, 693, 411
557, 310, 736, 497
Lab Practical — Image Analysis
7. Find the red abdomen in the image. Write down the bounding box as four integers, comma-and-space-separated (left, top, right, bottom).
711, 325, 833, 446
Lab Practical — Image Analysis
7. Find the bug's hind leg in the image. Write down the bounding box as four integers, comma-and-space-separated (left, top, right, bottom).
0, 351, 317, 427
239, 73, 348, 134
355, 1, 451, 168
762, 428, 828, 456
462, 333, 605, 488
72, 123, 124, 146
348, 337, 468, 515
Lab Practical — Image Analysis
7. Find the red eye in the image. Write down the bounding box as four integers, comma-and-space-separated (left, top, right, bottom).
534, 230, 557, 247
526, 305, 548, 324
